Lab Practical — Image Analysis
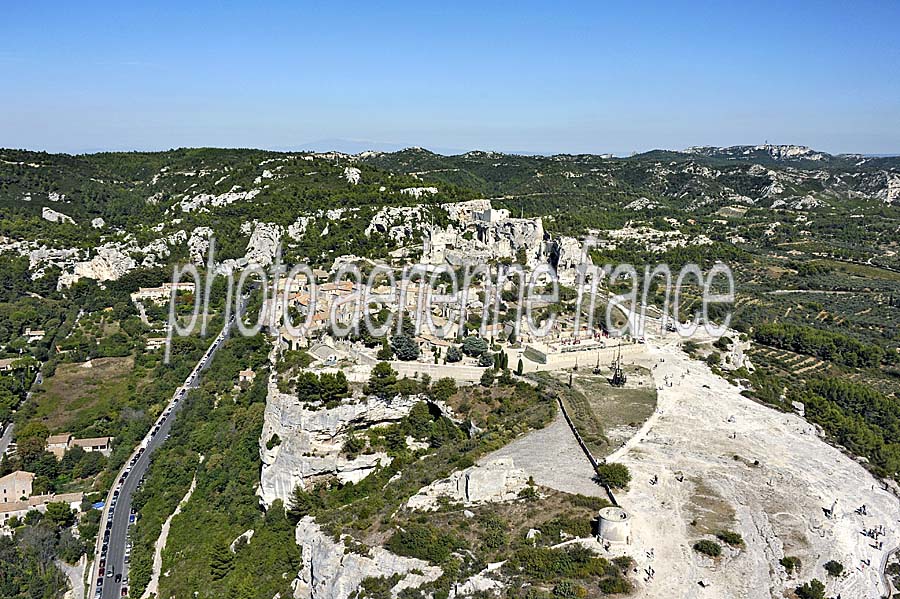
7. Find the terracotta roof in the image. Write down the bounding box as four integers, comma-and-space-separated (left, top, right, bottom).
46, 433, 72, 446
71, 437, 111, 447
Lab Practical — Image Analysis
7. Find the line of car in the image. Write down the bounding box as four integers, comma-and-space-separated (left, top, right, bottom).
92, 305, 242, 598
95, 304, 246, 599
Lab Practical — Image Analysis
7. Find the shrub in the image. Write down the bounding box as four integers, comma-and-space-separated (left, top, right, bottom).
780, 555, 801, 575
693, 540, 722, 557
480, 369, 495, 387
594, 463, 631, 489
597, 576, 632, 594
552, 581, 587, 598
795, 579, 826, 599
386, 523, 463, 564
715, 530, 744, 546
823, 560, 844, 577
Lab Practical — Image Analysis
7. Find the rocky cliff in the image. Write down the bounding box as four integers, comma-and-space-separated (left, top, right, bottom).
293, 516, 441, 599
259, 368, 428, 506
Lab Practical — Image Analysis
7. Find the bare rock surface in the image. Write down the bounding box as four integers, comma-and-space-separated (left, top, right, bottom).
293, 516, 441, 599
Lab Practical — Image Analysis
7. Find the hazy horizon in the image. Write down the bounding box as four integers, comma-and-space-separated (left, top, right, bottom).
4, 139, 899, 159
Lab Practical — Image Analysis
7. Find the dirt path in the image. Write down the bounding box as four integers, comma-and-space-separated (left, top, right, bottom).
141, 475, 197, 599
57, 556, 85, 599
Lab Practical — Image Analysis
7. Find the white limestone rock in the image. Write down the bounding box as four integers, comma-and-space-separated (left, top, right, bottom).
881, 173, 900, 204
400, 186, 438, 199
229, 529, 255, 553
179, 187, 262, 213
59, 244, 137, 287
448, 573, 505, 598
365, 206, 428, 243
42, 207, 75, 225
551, 236, 590, 284
188, 227, 213, 265
244, 222, 282, 267
259, 371, 422, 506
343, 167, 362, 185
441, 200, 494, 224
293, 516, 441, 599
91, 217, 106, 229
406, 458, 529, 510
287, 216, 314, 241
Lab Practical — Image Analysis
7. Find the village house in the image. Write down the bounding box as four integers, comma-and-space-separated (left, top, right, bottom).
0, 491, 84, 525
23, 328, 45, 343
44, 433, 113, 460
46, 433, 73, 460
130, 281, 196, 305
0, 471, 34, 503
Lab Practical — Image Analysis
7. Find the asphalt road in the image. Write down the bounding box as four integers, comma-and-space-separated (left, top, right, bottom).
0, 371, 42, 457
93, 302, 244, 599
0, 421, 13, 456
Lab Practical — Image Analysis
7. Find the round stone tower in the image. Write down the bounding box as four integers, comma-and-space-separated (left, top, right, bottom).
597, 506, 631, 544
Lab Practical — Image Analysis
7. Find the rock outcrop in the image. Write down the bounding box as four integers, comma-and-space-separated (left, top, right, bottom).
216, 221, 283, 274
343, 167, 361, 185
179, 186, 262, 213
58, 244, 137, 288
259, 371, 424, 506
406, 458, 529, 510
365, 206, 428, 243
293, 516, 441, 599
424, 200, 547, 268
400, 186, 438, 199
42, 206, 75, 224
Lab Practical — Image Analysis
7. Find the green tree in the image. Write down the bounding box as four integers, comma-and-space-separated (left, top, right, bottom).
429, 378, 457, 403
446, 345, 462, 363
462, 336, 488, 357
44, 502, 75, 528
365, 362, 398, 399
480, 369, 495, 387
390, 334, 420, 361
209, 539, 234, 580
823, 560, 844, 577
287, 486, 316, 524
516, 358, 524, 375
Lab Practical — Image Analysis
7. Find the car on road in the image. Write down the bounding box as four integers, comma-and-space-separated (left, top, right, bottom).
115, 573, 121, 583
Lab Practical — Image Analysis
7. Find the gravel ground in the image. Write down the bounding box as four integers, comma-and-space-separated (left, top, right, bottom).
481, 330, 900, 598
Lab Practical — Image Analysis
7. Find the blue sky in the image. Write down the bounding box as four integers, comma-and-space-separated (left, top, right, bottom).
1, 1, 898, 155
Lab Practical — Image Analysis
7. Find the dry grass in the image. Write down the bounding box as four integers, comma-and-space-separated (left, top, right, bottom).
563, 367, 657, 458
30, 356, 140, 432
